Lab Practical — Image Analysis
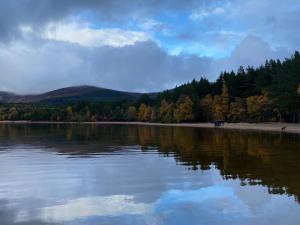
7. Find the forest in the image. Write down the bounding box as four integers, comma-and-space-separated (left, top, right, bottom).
0, 51, 300, 123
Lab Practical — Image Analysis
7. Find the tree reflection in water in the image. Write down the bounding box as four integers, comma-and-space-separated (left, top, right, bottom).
0, 123, 299, 203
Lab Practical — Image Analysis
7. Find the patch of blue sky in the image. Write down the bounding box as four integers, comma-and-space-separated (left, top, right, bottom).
71, 8, 243, 59
164, 41, 234, 59
150, 11, 244, 57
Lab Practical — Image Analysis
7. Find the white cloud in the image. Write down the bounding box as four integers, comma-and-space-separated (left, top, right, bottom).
189, 10, 209, 21
19, 24, 33, 34
140, 19, 162, 31
39, 195, 150, 222
212, 7, 225, 15
138, 19, 172, 37
189, 7, 225, 21
42, 22, 150, 47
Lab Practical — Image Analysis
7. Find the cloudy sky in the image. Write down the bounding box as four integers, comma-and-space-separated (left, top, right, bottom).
0, 0, 299, 94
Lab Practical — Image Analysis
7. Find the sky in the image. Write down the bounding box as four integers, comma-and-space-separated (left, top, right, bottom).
0, 0, 299, 94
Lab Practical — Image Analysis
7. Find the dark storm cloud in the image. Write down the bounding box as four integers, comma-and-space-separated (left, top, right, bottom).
0, 39, 212, 93
88, 41, 212, 92
0, 34, 286, 94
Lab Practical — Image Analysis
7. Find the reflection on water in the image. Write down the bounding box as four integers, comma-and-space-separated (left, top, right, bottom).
40, 195, 150, 222
0, 124, 300, 225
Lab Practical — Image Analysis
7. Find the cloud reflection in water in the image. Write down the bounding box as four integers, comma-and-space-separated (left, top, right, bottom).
39, 195, 150, 222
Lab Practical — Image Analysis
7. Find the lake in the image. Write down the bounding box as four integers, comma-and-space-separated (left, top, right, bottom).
0, 124, 300, 225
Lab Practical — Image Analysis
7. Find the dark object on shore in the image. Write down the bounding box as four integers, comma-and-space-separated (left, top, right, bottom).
214, 120, 225, 127
281, 126, 287, 132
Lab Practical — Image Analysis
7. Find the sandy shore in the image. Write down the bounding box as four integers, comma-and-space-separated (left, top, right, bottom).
0, 121, 300, 134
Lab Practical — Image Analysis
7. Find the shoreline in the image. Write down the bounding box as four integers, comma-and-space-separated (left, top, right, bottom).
0, 121, 300, 134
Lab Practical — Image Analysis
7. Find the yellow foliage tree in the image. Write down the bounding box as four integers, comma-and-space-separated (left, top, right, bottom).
138, 104, 147, 121
174, 96, 194, 122
8, 107, 18, 120
220, 83, 230, 115
84, 106, 91, 121
143, 106, 152, 122
127, 106, 137, 121
212, 83, 230, 120
212, 95, 222, 120
150, 108, 157, 122
159, 100, 174, 122
229, 98, 247, 122
200, 94, 213, 122
246, 94, 268, 122
65, 106, 73, 121
0, 107, 5, 120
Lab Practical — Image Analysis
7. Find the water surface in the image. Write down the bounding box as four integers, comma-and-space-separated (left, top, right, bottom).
0, 124, 300, 225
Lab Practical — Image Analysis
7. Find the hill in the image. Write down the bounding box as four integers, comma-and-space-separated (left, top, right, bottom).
0, 85, 156, 103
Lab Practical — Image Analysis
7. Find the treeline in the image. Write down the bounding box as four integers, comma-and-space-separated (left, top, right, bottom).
0, 51, 300, 123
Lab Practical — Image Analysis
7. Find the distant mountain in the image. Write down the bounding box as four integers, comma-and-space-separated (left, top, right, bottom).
0, 85, 156, 103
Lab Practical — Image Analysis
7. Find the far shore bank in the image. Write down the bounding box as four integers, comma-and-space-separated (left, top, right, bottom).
0, 121, 300, 134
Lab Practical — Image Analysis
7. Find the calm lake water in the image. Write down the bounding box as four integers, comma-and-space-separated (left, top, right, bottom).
0, 124, 300, 225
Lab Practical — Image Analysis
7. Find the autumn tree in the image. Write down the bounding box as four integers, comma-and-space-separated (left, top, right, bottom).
0, 107, 5, 120
65, 106, 73, 121
220, 83, 230, 116
174, 96, 194, 122
246, 93, 268, 122
200, 94, 213, 122
138, 104, 147, 121
126, 106, 137, 121
212, 83, 230, 120
212, 95, 222, 120
8, 107, 18, 120
159, 100, 174, 122
150, 107, 157, 122
229, 98, 247, 122
83, 106, 91, 121
143, 106, 152, 122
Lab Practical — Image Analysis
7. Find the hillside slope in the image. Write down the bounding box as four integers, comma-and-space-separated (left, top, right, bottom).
0, 85, 155, 103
